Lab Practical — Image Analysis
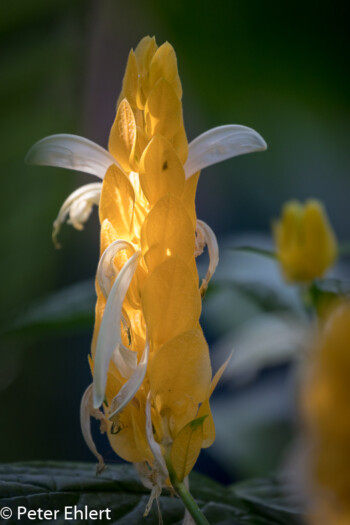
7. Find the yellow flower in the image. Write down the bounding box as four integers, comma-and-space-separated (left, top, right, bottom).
273, 199, 337, 283
27, 36, 266, 516
303, 303, 350, 525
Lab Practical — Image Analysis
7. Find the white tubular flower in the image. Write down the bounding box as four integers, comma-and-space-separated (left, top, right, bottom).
195, 219, 219, 295
184, 125, 267, 179
97, 239, 135, 299
25, 134, 119, 178
80, 384, 107, 474
93, 251, 141, 409
142, 394, 169, 519
52, 182, 102, 248
108, 340, 149, 419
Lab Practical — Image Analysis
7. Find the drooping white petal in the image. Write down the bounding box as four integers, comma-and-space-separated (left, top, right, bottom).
97, 239, 135, 298
93, 251, 141, 409
80, 384, 107, 474
25, 134, 119, 178
196, 219, 219, 295
52, 182, 102, 247
145, 394, 168, 480
112, 343, 138, 379
134, 464, 163, 522
108, 340, 149, 419
184, 125, 267, 179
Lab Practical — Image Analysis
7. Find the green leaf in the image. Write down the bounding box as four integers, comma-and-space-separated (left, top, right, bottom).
309, 278, 350, 315
230, 246, 277, 260
171, 416, 208, 481
3, 279, 95, 340
0, 462, 304, 524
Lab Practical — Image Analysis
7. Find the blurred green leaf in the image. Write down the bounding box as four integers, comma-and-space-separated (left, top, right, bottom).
0, 462, 304, 525
309, 278, 350, 315
230, 247, 277, 260
3, 279, 95, 340
231, 477, 305, 525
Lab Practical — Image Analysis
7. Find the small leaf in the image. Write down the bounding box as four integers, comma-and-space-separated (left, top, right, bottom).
171, 415, 208, 481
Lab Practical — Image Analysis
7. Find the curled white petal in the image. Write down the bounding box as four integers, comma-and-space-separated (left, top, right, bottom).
196, 220, 219, 295
184, 125, 267, 179
108, 339, 149, 419
146, 394, 168, 480
80, 384, 107, 474
93, 250, 141, 408
52, 182, 102, 247
97, 239, 135, 298
112, 343, 138, 379
25, 134, 119, 178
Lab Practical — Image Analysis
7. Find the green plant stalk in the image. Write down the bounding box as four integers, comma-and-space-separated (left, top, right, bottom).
165, 454, 210, 525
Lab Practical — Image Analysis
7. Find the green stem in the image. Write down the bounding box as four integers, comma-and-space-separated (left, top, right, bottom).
165, 455, 210, 525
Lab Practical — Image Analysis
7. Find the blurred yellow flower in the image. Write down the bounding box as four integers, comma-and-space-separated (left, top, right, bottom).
303, 303, 350, 525
273, 199, 337, 283
27, 36, 266, 520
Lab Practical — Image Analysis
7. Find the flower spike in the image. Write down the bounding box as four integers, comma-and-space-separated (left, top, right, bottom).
25, 134, 118, 178
29, 36, 267, 525
184, 125, 267, 178
93, 250, 141, 408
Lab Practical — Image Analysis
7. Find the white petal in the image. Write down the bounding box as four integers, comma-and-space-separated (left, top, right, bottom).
184, 125, 267, 178
145, 394, 168, 480
112, 343, 138, 379
25, 134, 119, 178
52, 182, 102, 247
196, 219, 219, 295
97, 239, 135, 298
93, 251, 141, 408
80, 384, 106, 474
109, 340, 149, 419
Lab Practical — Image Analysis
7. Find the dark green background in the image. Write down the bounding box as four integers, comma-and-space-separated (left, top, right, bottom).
1, 0, 349, 480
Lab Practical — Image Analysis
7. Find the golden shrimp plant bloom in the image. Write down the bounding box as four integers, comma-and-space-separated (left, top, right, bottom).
27, 37, 266, 516
273, 199, 337, 283
303, 303, 350, 525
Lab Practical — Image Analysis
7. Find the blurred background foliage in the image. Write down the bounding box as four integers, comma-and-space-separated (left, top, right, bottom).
1, 0, 349, 484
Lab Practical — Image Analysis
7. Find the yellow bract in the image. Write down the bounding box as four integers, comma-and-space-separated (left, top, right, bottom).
139, 135, 185, 204
142, 257, 201, 348
273, 199, 337, 283
108, 99, 136, 172
99, 165, 135, 241
150, 329, 211, 433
